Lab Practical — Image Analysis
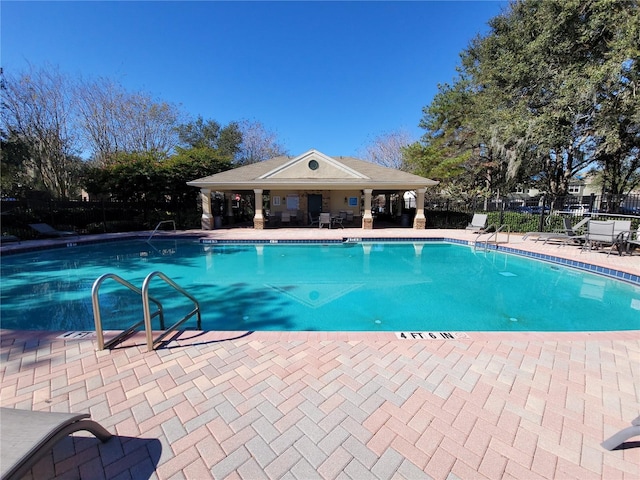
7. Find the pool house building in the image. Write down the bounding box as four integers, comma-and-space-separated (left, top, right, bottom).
187, 149, 439, 230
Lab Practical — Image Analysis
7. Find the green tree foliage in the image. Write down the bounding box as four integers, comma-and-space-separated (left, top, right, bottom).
86, 152, 163, 202
175, 116, 242, 159
1, 130, 33, 198
417, 0, 639, 199
84, 147, 232, 207
160, 147, 232, 208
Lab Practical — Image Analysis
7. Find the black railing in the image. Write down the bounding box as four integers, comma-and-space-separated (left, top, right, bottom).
423, 193, 640, 232
0, 199, 200, 239
2, 193, 639, 238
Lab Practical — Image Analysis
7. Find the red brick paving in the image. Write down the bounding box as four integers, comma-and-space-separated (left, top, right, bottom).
1, 329, 638, 479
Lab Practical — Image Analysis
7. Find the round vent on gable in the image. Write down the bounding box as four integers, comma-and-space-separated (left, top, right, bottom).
308, 159, 319, 170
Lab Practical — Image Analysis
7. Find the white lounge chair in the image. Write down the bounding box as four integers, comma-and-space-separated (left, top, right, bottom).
466, 214, 488, 232
29, 223, 77, 238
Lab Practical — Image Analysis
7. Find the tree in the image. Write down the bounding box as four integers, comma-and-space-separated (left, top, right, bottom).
360, 130, 414, 170
412, 76, 514, 203
588, 3, 640, 197
1, 65, 83, 199
76, 77, 182, 163
419, 0, 640, 199
403, 141, 468, 184
83, 146, 232, 207
1, 129, 33, 198
235, 119, 288, 165
160, 148, 232, 208
176, 116, 242, 159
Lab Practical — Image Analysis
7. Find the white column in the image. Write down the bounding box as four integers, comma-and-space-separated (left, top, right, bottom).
253, 189, 265, 229
200, 188, 213, 230
413, 188, 426, 229
363, 189, 373, 229
226, 192, 234, 221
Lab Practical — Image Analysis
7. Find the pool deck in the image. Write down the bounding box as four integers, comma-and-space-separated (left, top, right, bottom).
1, 228, 639, 479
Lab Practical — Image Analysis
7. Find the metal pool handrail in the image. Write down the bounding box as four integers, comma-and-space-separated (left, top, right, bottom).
147, 220, 176, 241
142, 271, 202, 352
474, 224, 511, 251
92, 273, 165, 350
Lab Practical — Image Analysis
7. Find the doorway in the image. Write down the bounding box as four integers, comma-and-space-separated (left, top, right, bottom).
308, 194, 322, 223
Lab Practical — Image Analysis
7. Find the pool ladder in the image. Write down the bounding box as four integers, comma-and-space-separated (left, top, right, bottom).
474, 224, 510, 252
147, 220, 176, 241
92, 271, 201, 352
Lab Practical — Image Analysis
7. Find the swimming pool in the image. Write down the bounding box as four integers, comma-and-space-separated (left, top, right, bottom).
1, 239, 638, 332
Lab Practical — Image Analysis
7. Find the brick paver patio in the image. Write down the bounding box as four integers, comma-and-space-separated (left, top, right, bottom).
1, 228, 638, 479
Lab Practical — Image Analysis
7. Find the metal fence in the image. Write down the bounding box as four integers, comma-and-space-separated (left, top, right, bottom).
2, 193, 639, 239
423, 193, 640, 232
425, 192, 640, 215
1, 199, 199, 239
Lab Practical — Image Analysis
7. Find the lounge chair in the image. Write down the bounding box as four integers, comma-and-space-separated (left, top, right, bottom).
0, 407, 112, 480
543, 217, 590, 244
581, 220, 619, 255
522, 217, 588, 243
466, 214, 488, 232
0, 234, 20, 244
319, 213, 331, 229
29, 223, 77, 238
601, 415, 640, 450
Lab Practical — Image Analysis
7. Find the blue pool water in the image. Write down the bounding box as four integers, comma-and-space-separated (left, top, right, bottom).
1, 240, 638, 332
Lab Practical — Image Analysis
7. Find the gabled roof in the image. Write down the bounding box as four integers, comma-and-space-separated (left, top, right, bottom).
187, 149, 439, 191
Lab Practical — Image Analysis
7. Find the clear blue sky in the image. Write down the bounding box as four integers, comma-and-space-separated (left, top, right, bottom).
2, 1, 506, 158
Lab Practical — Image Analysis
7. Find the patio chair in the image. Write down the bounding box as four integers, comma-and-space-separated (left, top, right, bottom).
465, 214, 488, 232
281, 212, 290, 226
29, 223, 77, 238
601, 415, 640, 450
581, 220, 618, 255
331, 212, 345, 229
346, 211, 354, 224
308, 212, 319, 227
613, 220, 631, 250
319, 213, 331, 229
0, 407, 112, 480
627, 227, 640, 254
